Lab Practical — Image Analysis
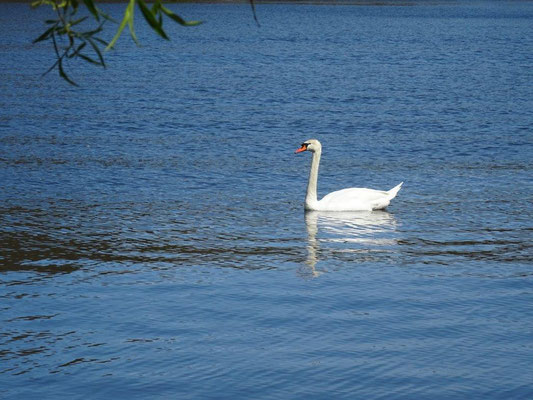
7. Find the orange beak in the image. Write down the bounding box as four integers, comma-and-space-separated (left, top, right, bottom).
295, 145, 307, 154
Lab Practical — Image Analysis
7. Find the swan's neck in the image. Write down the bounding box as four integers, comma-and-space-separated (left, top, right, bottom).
305, 149, 321, 209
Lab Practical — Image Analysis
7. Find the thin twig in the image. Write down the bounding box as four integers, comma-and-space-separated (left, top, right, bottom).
250, 0, 260, 27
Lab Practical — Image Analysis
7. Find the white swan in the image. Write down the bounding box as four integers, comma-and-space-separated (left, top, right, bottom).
295, 139, 403, 211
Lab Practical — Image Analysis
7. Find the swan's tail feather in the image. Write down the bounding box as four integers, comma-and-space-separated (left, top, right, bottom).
387, 182, 403, 199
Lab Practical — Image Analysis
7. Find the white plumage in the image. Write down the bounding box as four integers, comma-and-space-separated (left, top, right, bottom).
295, 139, 403, 211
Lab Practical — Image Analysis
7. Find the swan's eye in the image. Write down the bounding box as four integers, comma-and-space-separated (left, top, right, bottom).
301, 143, 309, 148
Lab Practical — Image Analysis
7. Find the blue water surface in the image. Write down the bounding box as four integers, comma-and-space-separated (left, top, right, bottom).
1, 2, 532, 399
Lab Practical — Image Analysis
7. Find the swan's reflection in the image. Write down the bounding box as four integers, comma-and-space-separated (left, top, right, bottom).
302, 210, 398, 278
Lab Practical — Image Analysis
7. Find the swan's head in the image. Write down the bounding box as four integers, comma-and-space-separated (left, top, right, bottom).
295, 139, 321, 154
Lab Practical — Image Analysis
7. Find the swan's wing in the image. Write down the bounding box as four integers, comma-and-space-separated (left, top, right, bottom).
319, 188, 391, 211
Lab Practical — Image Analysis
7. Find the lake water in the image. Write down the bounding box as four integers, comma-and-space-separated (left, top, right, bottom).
1, 2, 532, 399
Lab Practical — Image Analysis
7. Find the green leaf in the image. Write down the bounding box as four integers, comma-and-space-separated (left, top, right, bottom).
151, 0, 161, 15
99, 10, 117, 24
58, 59, 79, 86
78, 53, 102, 65
81, 25, 104, 38
67, 41, 87, 58
86, 37, 106, 67
127, 1, 140, 46
137, 0, 168, 40
55, 0, 68, 10
33, 25, 57, 44
160, 5, 203, 27
82, 0, 100, 22
69, 16, 88, 27
31, 0, 47, 9
105, 0, 135, 50
92, 37, 108, 47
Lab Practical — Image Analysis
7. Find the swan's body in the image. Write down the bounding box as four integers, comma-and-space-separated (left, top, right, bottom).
295, 139, 403, 211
